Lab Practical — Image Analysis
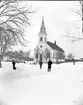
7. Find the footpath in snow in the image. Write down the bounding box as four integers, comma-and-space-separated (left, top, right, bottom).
0, 62, 83, 105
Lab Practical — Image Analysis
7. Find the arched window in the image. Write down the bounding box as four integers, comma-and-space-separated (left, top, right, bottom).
45, 49, 50, 59
36, 53, 38, 59
46, 53, 50, 59
40, 37, 43, 41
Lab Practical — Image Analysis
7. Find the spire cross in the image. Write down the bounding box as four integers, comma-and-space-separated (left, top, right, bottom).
42, 16, 44, 20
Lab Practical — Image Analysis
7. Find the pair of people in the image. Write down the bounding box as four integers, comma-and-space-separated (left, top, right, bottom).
39, 59, 52, 71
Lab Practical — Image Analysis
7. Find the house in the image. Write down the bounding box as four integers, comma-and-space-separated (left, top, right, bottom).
34, 17, 65, 63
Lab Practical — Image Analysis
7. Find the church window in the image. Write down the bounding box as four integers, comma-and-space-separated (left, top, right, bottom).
40, 37, 43, 41
46, 53, 50, 59
36, 53, 38, 59
40, 45, 42, 48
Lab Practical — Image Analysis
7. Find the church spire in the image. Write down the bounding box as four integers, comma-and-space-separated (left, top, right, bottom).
39, 16, 46, 34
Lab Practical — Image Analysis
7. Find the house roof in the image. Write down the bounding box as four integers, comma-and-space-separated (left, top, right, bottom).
47, 41, 64, 52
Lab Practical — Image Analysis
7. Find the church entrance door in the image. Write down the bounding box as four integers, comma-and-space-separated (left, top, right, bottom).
40, 54, 42, 61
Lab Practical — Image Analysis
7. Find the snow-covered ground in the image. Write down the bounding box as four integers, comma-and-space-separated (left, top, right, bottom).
0, 61, 83, 105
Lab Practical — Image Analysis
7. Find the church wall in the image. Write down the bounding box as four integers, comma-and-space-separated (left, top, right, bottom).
50, 50, 57, 62
34, 43, 65, 63
39, 43, 51, 62
50, 50, 65, 62
34, 42, 53, 62
39, 42, 52, 51
34, 44, 65, 63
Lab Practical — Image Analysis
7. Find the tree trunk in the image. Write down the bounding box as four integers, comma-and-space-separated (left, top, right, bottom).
82, 1, 83, 34
0, 55, 2, 68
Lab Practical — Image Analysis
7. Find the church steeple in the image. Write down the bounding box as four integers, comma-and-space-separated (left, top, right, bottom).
38, 17, 47, 43
39, 16, 46, 34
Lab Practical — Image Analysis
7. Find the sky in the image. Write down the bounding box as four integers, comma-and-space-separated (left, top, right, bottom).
13, 1, 82, 58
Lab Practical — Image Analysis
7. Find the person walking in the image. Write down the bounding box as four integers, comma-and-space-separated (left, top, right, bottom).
12, 60, 16, 70
39, 60, 43, 69
72, 57, 75, 65
48, 59, 52, 72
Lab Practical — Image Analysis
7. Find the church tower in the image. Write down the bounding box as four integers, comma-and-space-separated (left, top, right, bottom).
36, 16, 47, 61
38, 16, 47, 43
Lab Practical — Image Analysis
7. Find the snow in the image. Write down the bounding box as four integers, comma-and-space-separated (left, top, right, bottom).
0, 62, 83, 105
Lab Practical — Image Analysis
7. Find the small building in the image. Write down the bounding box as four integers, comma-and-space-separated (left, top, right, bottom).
34, 17, 65, 63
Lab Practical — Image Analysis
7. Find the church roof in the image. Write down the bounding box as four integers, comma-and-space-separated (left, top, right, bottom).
47, 41, 64, 52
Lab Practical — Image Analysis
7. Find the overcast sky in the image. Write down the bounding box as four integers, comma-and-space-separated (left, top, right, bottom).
13, 1, 82, 58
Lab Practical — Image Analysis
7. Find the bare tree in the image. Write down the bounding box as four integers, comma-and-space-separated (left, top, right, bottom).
67, 53, 74, 59
0, 0, 35, 67
64, 1, 83, 43
23, 50, 31, 61
25, 50, 31, 60
18, 50, 24, 62
71, 0, 82, 17
35, 48, 39, 60
0, 29, 16, 61
70, 0, 82, 29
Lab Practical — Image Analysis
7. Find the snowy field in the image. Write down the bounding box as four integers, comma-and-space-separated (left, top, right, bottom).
0, 62, 83, 105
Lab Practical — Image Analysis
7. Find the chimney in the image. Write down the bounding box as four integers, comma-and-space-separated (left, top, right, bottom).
54, 41, 56, 45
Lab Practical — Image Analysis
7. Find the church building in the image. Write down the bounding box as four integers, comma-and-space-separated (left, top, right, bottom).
34, 17, 65, 63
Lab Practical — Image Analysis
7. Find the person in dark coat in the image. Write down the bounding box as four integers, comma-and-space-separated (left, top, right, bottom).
12, 60, 16, 70
72, 57, 75, 65
39, 60, 43, 69
48, 59, 52, 71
